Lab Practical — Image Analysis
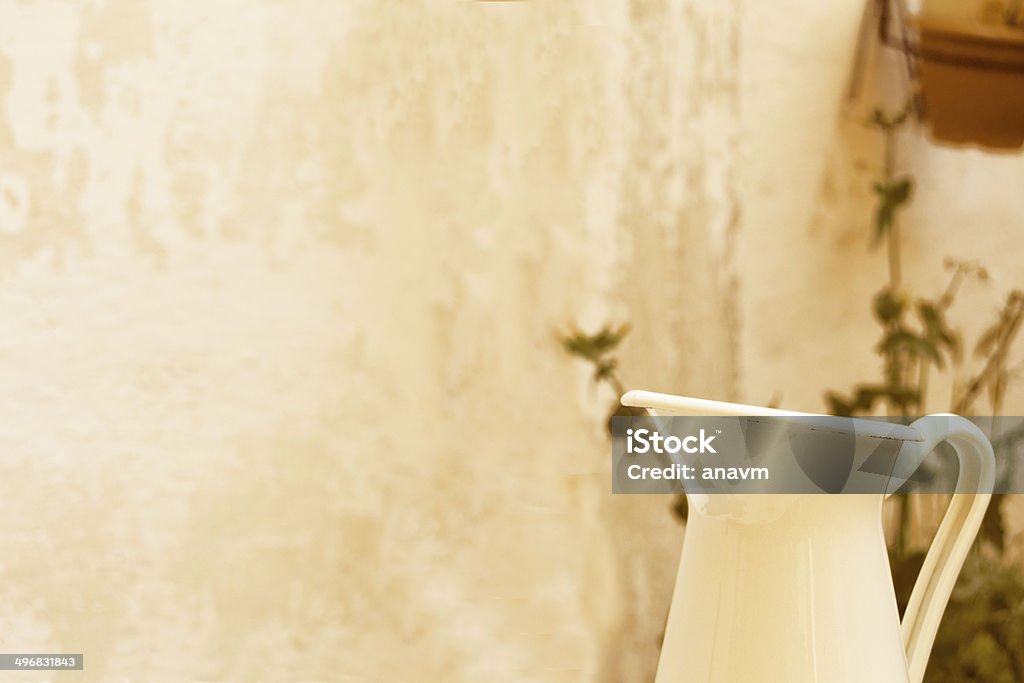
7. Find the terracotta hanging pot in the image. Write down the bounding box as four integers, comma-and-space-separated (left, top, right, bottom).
915, 16, 1024, 150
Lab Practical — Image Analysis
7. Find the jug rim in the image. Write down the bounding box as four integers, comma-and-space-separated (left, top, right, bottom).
621, 390, 924, 442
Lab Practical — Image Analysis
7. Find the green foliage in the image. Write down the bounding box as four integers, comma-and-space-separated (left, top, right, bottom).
974, 291, 1024, 361
561, 323, 631, 389
873, 178, 914, 245
825, 383, 918, 418
880, 326, 942, 366
826, 274, 974, 417
874, 288, 906, 324
982, 494, 1009, 554
561, 323, 631, 364
893, 548, 1024, 682
925, 552, 1024, 683
956, 289, 1024, 415
559, 323, 689, 521
870, 104, 912, 131
559, 323, 642, 430
918, 301, 962, 362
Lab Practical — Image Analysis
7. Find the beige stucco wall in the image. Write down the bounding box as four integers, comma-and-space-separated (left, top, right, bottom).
0, 1, 740, 681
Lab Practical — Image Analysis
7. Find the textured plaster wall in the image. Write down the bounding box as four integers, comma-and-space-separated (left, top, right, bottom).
0, 2, 739, 681
9, 0, 1018, 680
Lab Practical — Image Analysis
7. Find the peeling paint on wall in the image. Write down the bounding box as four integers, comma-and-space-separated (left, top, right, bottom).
0, 1, 739, 681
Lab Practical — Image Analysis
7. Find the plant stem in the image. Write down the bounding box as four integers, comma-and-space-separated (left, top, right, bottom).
607, 373, 625, 398
884, 128, 902, 291
939, 264, 966, 309
881, 116, 913, 558
956, 297, 1024, 414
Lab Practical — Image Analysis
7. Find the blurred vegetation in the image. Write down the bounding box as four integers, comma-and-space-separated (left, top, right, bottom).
559, 323, 647, 429
924, 552, 1024, 682
559, 323, 689, 520
561, 102, 1024, 681
826, 104, 1024, 682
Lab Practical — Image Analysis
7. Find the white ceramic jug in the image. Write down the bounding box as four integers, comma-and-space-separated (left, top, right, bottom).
622, 391, 995, 683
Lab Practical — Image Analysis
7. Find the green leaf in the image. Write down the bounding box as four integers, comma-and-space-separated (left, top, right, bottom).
561, 323, 631, 362
975, 323, 1002, 358
917, 301, 941, 327
593, 358, 618, 383
872, 178, 914, 244
853, 387, 884, 413
588, 323, 631, 354
868, 103, 912, 131
825, 391, 855, 417
878, 328, 943, 367
826, 382, 919, 416
948, 330, 964, 364
873, 288, 906, 324
917, 300, 959, 353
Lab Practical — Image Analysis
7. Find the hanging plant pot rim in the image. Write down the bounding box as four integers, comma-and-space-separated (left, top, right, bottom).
915, 16, 1024, 48
914, 16, 1024, 72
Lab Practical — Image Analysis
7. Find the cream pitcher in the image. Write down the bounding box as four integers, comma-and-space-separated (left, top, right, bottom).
620, 390, 995, 683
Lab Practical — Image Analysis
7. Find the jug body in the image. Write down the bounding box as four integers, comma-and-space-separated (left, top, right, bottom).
656, 494, 908, 683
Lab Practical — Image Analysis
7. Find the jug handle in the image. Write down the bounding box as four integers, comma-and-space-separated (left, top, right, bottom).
899, 415, 995, 683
